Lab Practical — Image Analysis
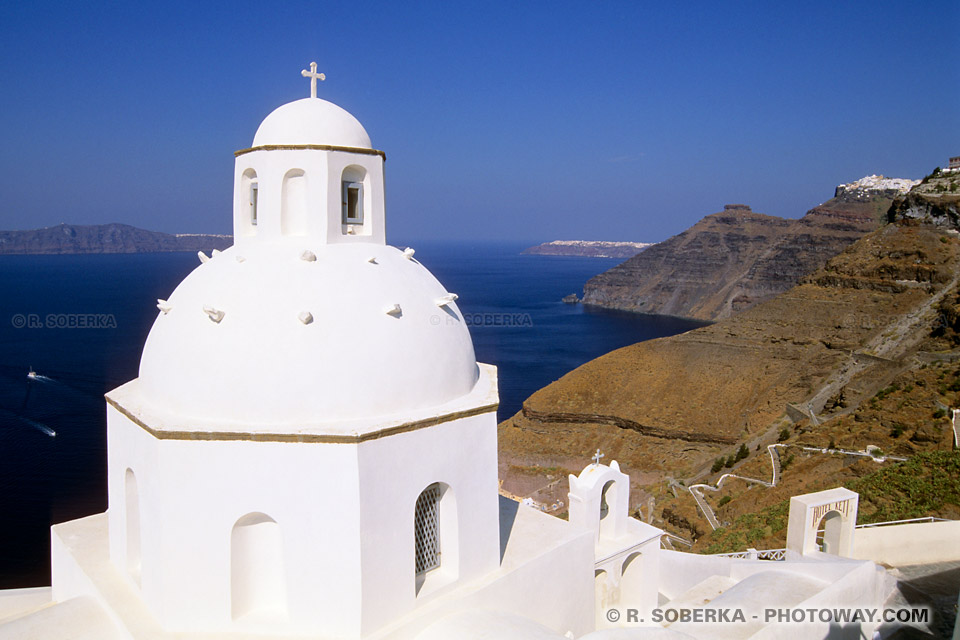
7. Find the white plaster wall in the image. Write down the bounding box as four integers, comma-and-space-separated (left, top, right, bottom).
852, 521, 960, 566
51, 518, 132, 639
657, 550, 736, 601
750, 561, 889, 640
356, 411, 501, 635
106, 410, 367, 636
106, 406, 160, 601
617, 537, 661, 621
658, 550, 872, 603
380, 527, 596, 640
233, 148, 384, 247
233, 149, 330, 245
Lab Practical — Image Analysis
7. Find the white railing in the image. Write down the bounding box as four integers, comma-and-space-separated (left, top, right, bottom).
711, 547, 786, 561
661, 532, 693, 548
855, 517, 953, 529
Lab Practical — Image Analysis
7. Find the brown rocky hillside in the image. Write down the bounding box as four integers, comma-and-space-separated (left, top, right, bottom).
499, 172, 960, 541
582, 183, 902, 321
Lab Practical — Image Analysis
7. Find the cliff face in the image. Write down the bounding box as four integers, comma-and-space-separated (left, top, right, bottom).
582, 184, 906, 321
887, 168, 960, 229
0, 223, 233, 255
500, 215, 960, 479
501, 180, 960, 543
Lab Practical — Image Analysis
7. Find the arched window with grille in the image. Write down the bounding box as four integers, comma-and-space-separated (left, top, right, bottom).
414, 483, 441, 576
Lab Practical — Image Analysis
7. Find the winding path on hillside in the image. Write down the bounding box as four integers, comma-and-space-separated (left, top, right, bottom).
687, 445, 782, 530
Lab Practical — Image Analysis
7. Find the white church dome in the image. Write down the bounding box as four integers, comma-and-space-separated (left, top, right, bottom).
137, 242, 479, 426
252, 97, 372, 149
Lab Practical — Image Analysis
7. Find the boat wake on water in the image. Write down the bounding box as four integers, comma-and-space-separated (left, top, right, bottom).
0, 407, 56, 437
27, 368, 56, 383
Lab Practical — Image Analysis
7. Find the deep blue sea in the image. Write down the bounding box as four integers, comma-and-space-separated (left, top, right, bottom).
0, 243, 704, 588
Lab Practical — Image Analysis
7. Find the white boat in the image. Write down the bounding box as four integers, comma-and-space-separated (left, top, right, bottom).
27, 367, 38, 380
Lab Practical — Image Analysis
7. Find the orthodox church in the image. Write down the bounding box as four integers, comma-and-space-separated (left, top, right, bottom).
0, 65, 955, 640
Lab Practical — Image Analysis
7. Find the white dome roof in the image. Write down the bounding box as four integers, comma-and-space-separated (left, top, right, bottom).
252, 97, 372, 149
138, 242, 479, 426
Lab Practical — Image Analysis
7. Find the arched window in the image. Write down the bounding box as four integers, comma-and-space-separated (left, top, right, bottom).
281, 169, 306, 236
125, 468, 141, 586
231, 513, 287, 621
241, 169, 259, 233
599, 480, 615, 520
341, 165, 368, 234
414, 482, 458, 597
414, 484, 441, 576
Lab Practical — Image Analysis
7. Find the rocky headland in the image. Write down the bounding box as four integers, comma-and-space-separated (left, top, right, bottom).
581, 177, 917, 321
522, 240, 652, 258
499, 170, 960, 547
0, 223, 233, 255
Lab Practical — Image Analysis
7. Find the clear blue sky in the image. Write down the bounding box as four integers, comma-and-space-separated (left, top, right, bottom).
2, 0, 957, 244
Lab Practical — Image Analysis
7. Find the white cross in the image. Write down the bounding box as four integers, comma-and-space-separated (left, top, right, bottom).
592, 449, 605, 466
301, 61, 326, 98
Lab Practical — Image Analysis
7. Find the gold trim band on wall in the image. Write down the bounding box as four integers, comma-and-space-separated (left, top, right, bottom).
234, 144, 386, 160
105, 396, 497, 444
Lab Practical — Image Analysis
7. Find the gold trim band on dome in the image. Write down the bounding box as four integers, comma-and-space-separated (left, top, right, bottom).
234, 144, 386, 159
105, 395, 497, 444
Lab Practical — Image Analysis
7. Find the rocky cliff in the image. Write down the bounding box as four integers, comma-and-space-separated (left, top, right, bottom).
582, 178, 915, 321
499, 175, 960, 544
0, 223, 233, 255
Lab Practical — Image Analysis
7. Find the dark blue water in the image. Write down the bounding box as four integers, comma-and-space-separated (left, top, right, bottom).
0, 245, 704, 588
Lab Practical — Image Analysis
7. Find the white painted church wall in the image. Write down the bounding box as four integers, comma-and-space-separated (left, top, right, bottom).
451, 529, 595, 639
105, 409, 370, 636
381, 518, 597, 640
233, 150, 330, 244
233, 148, 385, 247
615, 537, 661, 622
106, 406, 160, 600
355, 411, 501, 635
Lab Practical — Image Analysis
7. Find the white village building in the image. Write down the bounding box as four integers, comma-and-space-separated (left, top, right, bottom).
0, 65, 958, 640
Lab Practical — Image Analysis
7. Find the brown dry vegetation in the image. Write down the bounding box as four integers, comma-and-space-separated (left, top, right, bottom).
499, 210, 960, 550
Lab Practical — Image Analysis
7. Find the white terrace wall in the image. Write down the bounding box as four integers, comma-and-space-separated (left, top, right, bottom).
852, 521, 960, 566
657, 550, 875, 603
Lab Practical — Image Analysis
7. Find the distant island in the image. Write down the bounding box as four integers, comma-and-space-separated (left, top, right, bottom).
0, 223, 233, 255
522, 240, 653, 258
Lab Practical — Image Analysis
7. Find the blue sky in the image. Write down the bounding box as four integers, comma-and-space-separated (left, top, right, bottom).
1, 1, 957, 244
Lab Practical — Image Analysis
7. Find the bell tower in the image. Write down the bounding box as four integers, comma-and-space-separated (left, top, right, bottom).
231, 62, 387, 246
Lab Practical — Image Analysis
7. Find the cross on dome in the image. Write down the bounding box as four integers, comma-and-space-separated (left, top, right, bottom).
301, 61, 326, 98
592, 449, 605, 466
